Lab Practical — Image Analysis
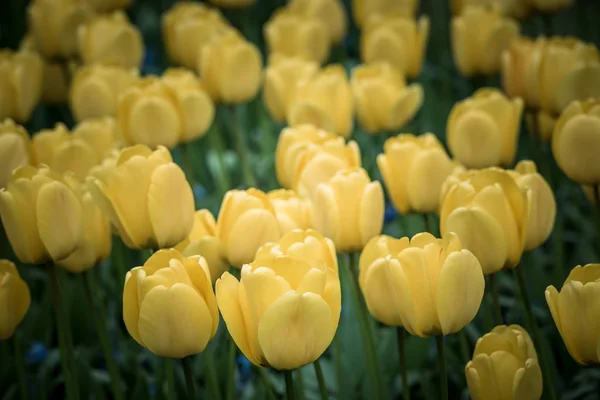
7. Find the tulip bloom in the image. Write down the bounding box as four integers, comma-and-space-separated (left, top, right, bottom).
0, 260, 31, 340
286, 0, 347, 44
0, 119, 31, 189
267, 189, 312, 233
353, 0, 419, 27
546, 264, 600, 365
123, 249, 219, 358
0, 50, 43, 123
466, 325, 543, 400
359, 232, 484, 336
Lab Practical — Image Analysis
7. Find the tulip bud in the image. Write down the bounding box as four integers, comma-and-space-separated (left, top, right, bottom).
288, 65, 354, 138
78, 11, 143, 69
552, 99, 600, 184
83, 0, 133, 12
0, 260, 31, 340
123, 249, 219, 358
208, 0, 255, 8
312, 167, 383, 252
0, 50, 43, 123
501, 37, 545, 108
0, 120, 31, 189
72, 117, 119, 159
466, 325, 543, 400
88, 145, 195, 250
377, 133, 459, 214
175, 209, 228, 283
361, 14, 429, 79
447, 88, 523, 168
452, 7, 519, 77
529, 0, 574, 12
199, 31, 262, 104
0, 165, 83, 264
440, 168, 529, 275
353, 0, 418, 27
287, 0, 348, 44
359, 232, 484, 335
546, 264, 600, 365
267, 189, 312, 233
216, 253, 341, 369
70, 64, 138, 122
351, 63, 423, 134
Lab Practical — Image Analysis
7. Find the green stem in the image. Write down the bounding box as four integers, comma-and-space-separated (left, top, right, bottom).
207, 118, 230, 196
435, 336, 448, 400
313, 359, 328, 400
594, 184, 600, 254
295, 369, 305, 400
182, 356, 196, 400
396, 327, 410, 400
284, 370, 295, 400
165, 358, 175, 400
229, 104, 256, 188
333, 336, 344, 400
203, 349, 221, 400
459, 331, 471, 366
488, 274, 503, 326
13, 334, 27, 400
226, 336, 236, 400
82, 271, 123, 400
423, 213, 431, 234
258, 368, 276, 400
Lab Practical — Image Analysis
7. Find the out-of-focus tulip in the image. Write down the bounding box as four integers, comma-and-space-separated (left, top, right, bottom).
264, 10, 331, 64
83, 0, 133, 12
78, 11, 143, 69
216, 249, 341, 369
528, 110, 557, 143
286, 0, 347, 44
312, 167, 383, 252
452, 7, 519, 77
529, 0, 574, 12
466, 325, 543, 400
361, 14, 429, 79
351, 63, 423, 133
451, 0, 530, 18
447, 88, 523, 168
440, 168, 529, 275
123, 249, 219, 358
88, 145, 195, 250
70, 64, 138, 122
0, 120, 31, 189
359, 232, 484, 335
175, 209, 228, 283
353, 0, 419, 27
288, 65, 353, 138
501, 37, 545, 108
267, 189, 312, 233
216, 188, 281, 268
208, 0, 255, 8
552, 99, 600, 184
377, 133, 459, 214
0, 260, 31, 340
546, 264, 600, 365
0, 165, 83, 264
0, 50, 43, 123
72, 117, 119, 159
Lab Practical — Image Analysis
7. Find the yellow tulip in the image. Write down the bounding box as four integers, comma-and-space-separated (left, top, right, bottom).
0, 50, 43, 123
351, 63, 423, 134
361, 14, 429, 79
208, 0, 255, 8
199, 31, 263, 104
377, 133, 460, 214
78, 11, 143, 69
88, 145, 195, 250
0, 260, 31, 340
353, 0, 419, 27
83, 0, 133, 12
264, 10, 331, 64
216, 251, 341, 369
267, 189, 312, 233
40, 60, 72, 105
452, 0, 530, 18
175, 209, 228, 284
466, 325, 543, 400
552, 99, 600, 184
312, 167, 383, 253
440, 168, 529, 275
447, 88, 523, 168
0, 119, 31, 189
529, 0, 575, 12
286, 0, 348, 44
288, 65, 354, 138
123, 249, 219, 358
70, 64, 138, 122
452, 7, 519, 77
501, 37, 545, 108
0, 165, 83, 264
359, 232, 484, 335
546, 264, 600, 365
72, 117, 119, 159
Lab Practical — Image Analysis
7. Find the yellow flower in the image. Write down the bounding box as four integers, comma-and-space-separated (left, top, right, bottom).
0, 50, 43, 123
288, 65, 354, 138
452, 0, 530, 18
447, 88, 523, 168
123, 249, 219, 358
286, 0, 347, 44
0, 165, 83, 264
529, 0, 575, 12
82, 0, 133, 12
264, 10, 331, 64
88, 145, 195, 250
216, 251, 341, 369
0, 260, 31, 340
216, 188, 281, 268
351, 63, 423, 134
312, 167, 383, 253
377, 133, 459, 214
175, 209, 228, 284
208, 0, 255, 8
440, 168, 529, 275
40, 60, 72, 105
0, 119, 31, 189
552, 99, 600, 184
359, 232, 484, 336
361, 14, 429, 79
199, 31, 263, 104
466, 325, 543, 400
451, 7, 519, 77
70, 64, 138, 122
546, 264, 600, 365
267, 189, 312, 233
353, 0, 419, 28
501, 37, 545, 108
78, 11, 143, 69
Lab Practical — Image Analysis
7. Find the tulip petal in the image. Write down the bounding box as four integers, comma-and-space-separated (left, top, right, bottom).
449, 110, 502, 168
513, 359, 543, 400
123, 268, 144, 346
361, 258, 404, 326
554, 114, 600, 184
311, 184, 340, 247
466, 355, 501, 400
296, 268, 327, 296
0, 266, 30, 340
555, 282, 588, 364
358, 181, 384, 248
127, 97, 181, 149
386, 84, 424, 131
288, 102, 336, 134
489, 351, 522, 400
405, 148, 455, 213
0, 189, 43, 264
225, 209, 281, 268
182, 256, 219, 337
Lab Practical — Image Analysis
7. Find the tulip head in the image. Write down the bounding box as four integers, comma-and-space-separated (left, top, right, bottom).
267, 189, 312, 233
0, 50, 43, 123
352, 0, 418, 28
501, 37, 546, 108
287, 0, 348, 44
0, 260, 31, 340
0, 120, 31, 189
